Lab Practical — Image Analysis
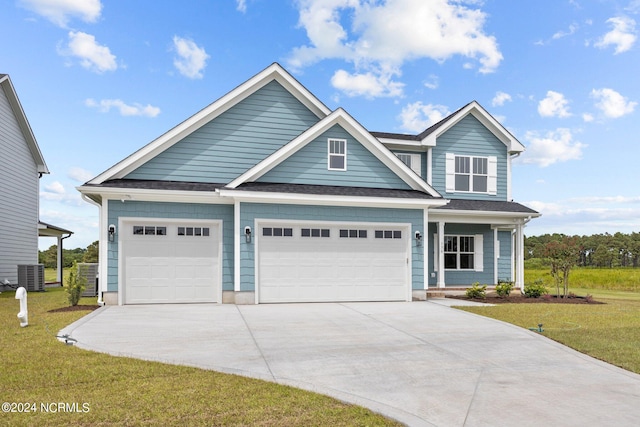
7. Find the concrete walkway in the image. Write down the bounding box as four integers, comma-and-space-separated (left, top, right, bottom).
60, 302, 640, 426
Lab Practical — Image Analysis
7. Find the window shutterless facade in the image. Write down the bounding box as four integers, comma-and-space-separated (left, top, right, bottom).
328, 138, 346, 170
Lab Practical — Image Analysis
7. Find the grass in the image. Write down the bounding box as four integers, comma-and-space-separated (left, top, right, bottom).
0, 287, 400, 427
525, 266, 640, 292
459, 288, 640, 374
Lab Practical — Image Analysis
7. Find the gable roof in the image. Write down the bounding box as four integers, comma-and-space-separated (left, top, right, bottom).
372, 101, 525, 154
226, 108, 442, 197
88, 63, 331, 185
0, 74, 49, 174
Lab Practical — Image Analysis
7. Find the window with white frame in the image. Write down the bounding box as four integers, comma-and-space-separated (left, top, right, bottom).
446, 153, 497, 195
455, 155, 488, 192
444, 235, 475, 270
328, 138, 346, 170
396, 152, 422, 176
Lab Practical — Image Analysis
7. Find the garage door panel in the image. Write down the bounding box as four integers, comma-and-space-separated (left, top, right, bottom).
258, 223, 409, 303
122, 221, 219, 304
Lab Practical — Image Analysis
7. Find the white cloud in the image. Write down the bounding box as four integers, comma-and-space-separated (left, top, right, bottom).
62, 31, 117, 73
582, 113, 594, 122
492, 91, 512, 107
521, 128, 586, 167
85, 98, 161, 117
399, 102, 450, 133
552, 23, 579, 40
68, 167, 94, 183
288, 0, 502, 98
172, 36, 210, 79
423, 74, 439, 90
19, 0, 102, 27
538, 90, 571, 118
236, 0, 247, 13
45, 181, 65, 195
590, 88, 637, 118
594, 16, 637, 54
331, 69, 404, 98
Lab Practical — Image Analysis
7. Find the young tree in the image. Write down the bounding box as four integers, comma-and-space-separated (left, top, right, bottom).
544, 236, 580, 298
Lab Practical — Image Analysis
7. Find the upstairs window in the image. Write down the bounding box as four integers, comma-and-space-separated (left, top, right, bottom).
446, 153, 496, 195
328, 139, 346, 171
396, 152, 422, 176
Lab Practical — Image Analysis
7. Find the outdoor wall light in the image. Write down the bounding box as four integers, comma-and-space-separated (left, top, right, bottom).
415, 230, 422, 247
244, 226, 252, 243
108, 224, 116, 242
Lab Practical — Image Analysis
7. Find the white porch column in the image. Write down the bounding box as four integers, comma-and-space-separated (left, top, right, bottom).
437, 221, 445, 288
423, 209, 429, 290
515, 222, 525, 288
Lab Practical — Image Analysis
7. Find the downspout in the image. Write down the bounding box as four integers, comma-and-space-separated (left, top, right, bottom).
59, 232, 73, 285
81, 194, 105, 306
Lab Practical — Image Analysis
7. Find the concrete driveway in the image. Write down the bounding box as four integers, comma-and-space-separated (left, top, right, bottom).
59, 301, 640, 426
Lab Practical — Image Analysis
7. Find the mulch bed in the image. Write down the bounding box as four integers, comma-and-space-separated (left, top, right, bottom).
48, 305, 102, 313
446, 294, 604, 304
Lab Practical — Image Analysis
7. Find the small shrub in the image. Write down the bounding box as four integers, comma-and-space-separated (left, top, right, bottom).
524, 280, 548, 298
541, 293, 553, 301
495, 280, 514, 298
585, 294, 594, 303
466, 282, 487, 299
66, 262, 86, 306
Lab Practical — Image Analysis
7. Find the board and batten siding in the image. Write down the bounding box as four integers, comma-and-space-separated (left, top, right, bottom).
125, 81, 321, 184
106, 201, 234, 293
431, 114, 508, 201
0, 85, 39, 285
258, 124, 412, 189
239, 203, 424, 292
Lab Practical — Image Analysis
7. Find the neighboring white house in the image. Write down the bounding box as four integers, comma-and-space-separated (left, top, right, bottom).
79, 63, 539, 305
0, 74, 72, 288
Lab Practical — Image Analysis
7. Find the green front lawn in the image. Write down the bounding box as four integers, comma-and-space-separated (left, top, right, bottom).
459, 289, 640, 374
0, 288, 400, 426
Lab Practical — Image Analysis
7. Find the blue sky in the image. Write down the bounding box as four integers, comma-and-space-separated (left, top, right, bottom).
2, 0, 639, 250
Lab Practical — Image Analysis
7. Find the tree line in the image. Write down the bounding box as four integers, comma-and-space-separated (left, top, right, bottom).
525, 232, 640, 268
38, 241, 99, 268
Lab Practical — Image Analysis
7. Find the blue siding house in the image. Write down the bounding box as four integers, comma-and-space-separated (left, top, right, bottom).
78, 63, 539, 305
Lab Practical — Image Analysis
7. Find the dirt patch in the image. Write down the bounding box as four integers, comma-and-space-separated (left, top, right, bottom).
446, 294, 604, 304
48, 305, 101, 313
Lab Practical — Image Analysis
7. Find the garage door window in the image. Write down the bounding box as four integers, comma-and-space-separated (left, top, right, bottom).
133, 225, 167, 236
375, 230, 402, 239
263, 227, 293, 237
339, 229, 367, 238
177, 227, 210, 237
301, 228, 330, 238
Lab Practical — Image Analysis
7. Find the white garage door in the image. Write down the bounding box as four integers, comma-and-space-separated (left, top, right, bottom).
257, 222, 410, 303
122, 220, 220, 304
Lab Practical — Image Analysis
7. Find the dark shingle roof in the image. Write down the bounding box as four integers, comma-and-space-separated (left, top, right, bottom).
433, 199, 538, 214
87, 179, 224, 192
84, 179, 439, 200
233, 182, 438, 199
371, 102, 472, 141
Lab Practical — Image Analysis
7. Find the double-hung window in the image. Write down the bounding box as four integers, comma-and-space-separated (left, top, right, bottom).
328, 139, 346, 170
446, 153, 496, 195
444, 235, 475, 270
455, 156, 488, 192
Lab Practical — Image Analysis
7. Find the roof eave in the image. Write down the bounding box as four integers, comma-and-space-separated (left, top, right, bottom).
0, 75, 49, 174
